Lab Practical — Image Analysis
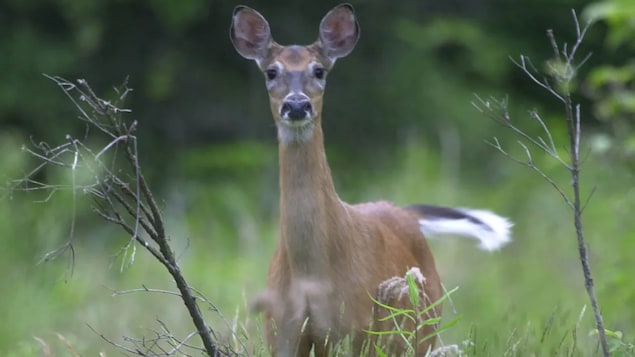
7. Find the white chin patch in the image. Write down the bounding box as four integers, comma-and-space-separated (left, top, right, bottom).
282, 117, 312, 127
278, 119, 314, 143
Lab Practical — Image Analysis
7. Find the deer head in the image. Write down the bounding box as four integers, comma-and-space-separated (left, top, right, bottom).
230, 4, 360, 143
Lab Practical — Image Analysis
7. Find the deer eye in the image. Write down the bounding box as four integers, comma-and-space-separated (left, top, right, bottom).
313, 67, 325, 80
265, 68, 278, 80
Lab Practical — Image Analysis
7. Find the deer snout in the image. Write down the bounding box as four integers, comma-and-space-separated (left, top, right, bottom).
281, 95, 313, 120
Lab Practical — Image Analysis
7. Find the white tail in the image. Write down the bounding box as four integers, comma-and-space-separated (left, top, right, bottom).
409, 205, 513, 251
231, 4, 512, 356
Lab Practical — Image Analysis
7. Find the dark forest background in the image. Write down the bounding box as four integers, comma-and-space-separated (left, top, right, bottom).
1, 0, 634, 355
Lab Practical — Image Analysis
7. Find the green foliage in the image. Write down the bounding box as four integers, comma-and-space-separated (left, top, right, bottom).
590, 328, 635, 355
2, 1, 635, 356
181, 141, 276, 177
2, 131, 635, 355
146, 0, 209, 31
387, 16, 512, 156
584, 0, 635, 48
395, 17, 509, 82
0, 0, 607, 168
583, 0, 635, 164
365, 275, 461, 356
585, 62, 635, 158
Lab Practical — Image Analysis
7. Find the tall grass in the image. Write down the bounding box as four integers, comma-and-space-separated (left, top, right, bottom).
1, 130, 634, 355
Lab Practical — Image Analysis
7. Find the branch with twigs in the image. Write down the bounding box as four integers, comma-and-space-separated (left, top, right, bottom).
89, 320, 206, 356
7, 76, 236, 356
473, 10, 609, 356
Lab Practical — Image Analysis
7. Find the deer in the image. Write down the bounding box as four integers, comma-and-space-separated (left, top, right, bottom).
230, 3, 512, 356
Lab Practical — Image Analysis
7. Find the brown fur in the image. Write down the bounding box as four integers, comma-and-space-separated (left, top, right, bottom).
262, 125, 442, 356
231, 4, 442, 356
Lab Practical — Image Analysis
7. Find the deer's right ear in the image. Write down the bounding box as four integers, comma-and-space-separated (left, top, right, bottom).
318, 4, 360, 61
230, 6, 272, 62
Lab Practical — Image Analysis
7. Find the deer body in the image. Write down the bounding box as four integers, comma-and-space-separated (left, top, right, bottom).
231, 4, 511, 356
270, 123, 443, 354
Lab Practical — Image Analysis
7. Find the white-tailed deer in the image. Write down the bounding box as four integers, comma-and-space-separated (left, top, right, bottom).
230, 4, 512, 356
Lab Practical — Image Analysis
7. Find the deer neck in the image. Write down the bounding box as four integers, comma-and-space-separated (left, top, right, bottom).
278, 122, 350, 277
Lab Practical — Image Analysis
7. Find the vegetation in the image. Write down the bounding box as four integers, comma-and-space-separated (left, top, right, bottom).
1, 0, 634, 355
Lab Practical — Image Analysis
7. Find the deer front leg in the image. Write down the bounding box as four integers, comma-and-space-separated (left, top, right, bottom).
257, 288, 313, 357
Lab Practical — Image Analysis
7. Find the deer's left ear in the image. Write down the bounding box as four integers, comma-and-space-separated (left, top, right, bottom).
318, 3, 360, 61
230, 5, 272, 62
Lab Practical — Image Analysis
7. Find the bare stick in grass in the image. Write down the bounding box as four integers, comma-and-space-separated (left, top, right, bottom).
9, 76, 232, 356
472, 10, 609, 356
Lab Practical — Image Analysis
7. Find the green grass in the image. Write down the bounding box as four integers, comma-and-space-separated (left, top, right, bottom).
1, 135, 634, 356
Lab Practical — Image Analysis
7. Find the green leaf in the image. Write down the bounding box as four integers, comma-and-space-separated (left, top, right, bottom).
374, 344, 389, 357
406, 271, 420, 308
420, 286, 460, 314
419, 315, 462, 343
379, 310, 416, 323
364, 329, 415, 338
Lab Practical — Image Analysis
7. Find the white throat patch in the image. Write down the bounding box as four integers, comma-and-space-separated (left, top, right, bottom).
278, 120, 315, 144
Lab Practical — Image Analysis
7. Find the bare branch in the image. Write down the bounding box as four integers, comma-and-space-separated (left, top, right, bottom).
566, 10, 591, 67
14, 76, 234, 356
530, 111, 559, 158
479, 10, 610, 356
581, 186, 597, 214
486, 138, 573, 209
546, 29, 561, 62
96, 135, 131, 159
110, 285, 183, 298
510, 55, 564, 102
88, 324, 144, 355
473, 95, 571, 169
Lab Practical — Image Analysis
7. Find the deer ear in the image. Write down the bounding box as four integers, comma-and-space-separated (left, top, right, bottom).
230, 6, 272, 62
318, 4, 360, 61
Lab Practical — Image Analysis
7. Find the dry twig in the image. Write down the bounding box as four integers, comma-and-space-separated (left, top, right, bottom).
7, 76, 234, 356
473, 10, 609, 356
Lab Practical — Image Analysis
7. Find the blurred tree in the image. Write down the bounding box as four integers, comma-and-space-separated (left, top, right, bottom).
584, 0, 635, 167
0, 0, 611, 179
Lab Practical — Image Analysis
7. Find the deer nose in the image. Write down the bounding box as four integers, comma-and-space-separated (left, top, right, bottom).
281, 96, 312, 120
